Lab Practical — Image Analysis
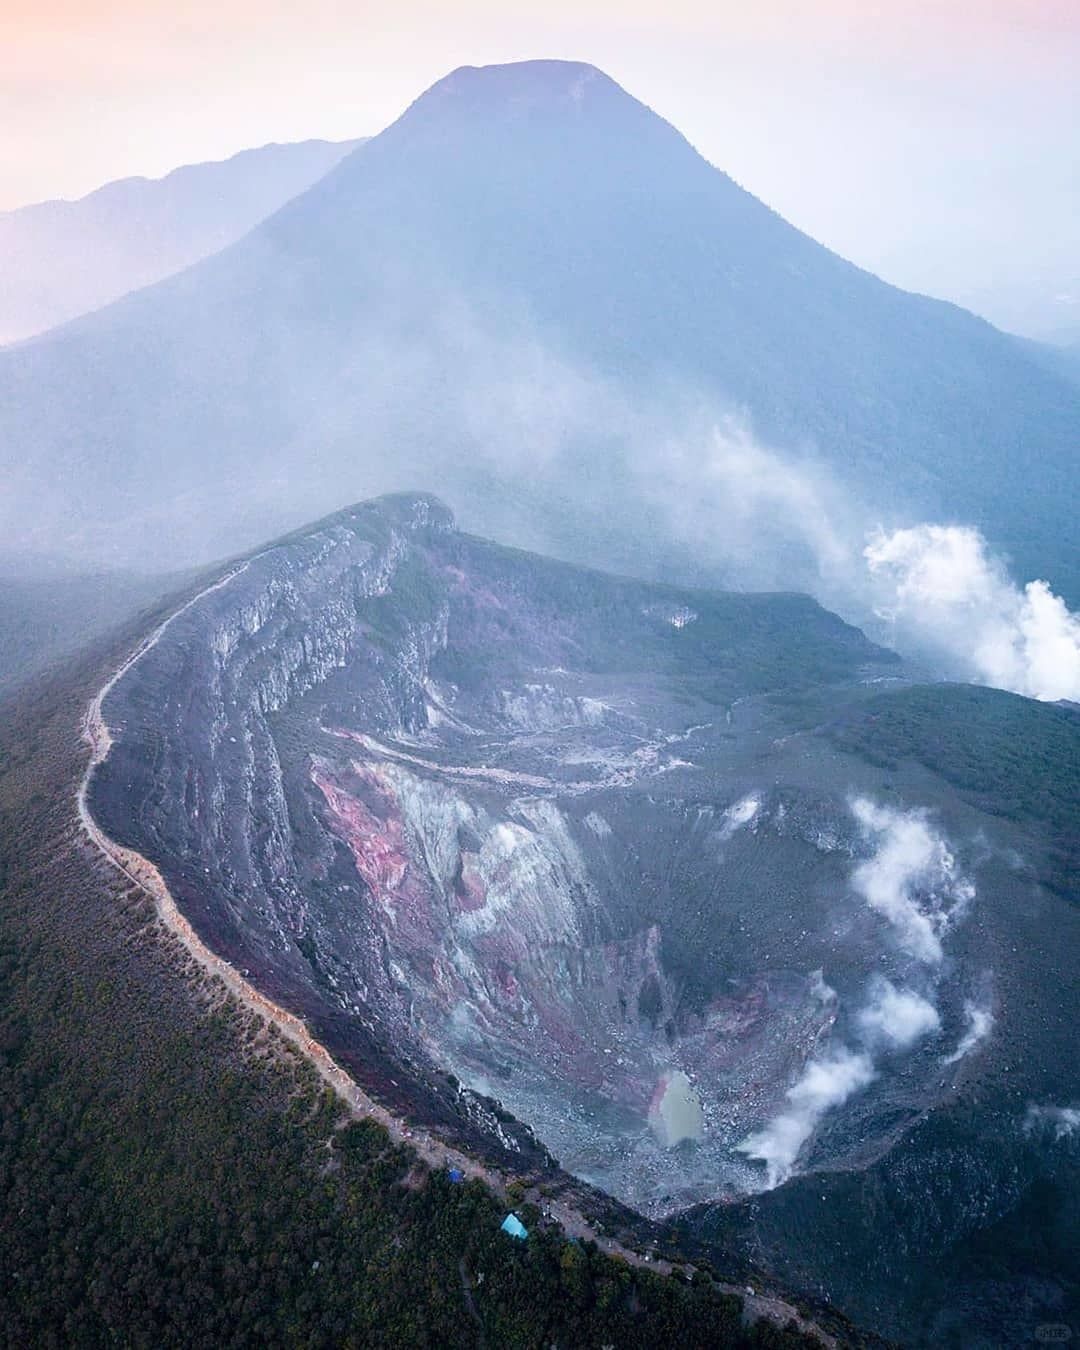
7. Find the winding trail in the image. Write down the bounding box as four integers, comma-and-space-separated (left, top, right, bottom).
75, 564, 835, 1348
76, 562, 498, 1186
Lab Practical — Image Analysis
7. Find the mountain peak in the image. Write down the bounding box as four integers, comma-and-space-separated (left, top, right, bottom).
373, 57, 692, 172
382, 58, 661, 144
425, 59, 614, 108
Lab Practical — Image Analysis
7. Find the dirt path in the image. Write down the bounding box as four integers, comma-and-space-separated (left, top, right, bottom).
458, 1257, 487, 1347
76, 568, 501, 1188
75, 567, 835, 1349
76, 563, 517, 1186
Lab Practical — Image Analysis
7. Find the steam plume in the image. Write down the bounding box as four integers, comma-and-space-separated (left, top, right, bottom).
850, 798, 973, 964
865, 524, 1080, 702
857, 978, 941, 1050
1025, 1105, 1080, 1141
942, 999, 994, 1065
738, 1048, 876, 1188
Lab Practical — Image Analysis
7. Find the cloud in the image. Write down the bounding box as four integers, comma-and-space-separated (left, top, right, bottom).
738, 1047, 876, 1188
857, 978, 941, 1050
1024, 1104, 1080, 1141
865, 523, 1080, 702
718, 792, 761, 840
942, 998, 994, 1065
647, 424, 1078, 707
850, 798, 973, 964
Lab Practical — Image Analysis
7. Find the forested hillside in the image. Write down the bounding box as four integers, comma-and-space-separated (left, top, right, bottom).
0, 606, 852, 1347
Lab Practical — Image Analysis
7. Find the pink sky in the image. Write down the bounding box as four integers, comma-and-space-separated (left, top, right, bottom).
3, 1, 1076, 204
2, 1, 1078, 327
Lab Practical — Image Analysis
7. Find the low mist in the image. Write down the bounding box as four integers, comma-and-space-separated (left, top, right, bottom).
4, 278, 1078, 709
434, 323, 1080, 704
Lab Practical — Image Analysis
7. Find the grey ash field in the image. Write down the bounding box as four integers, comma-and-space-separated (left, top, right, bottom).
89, 493, 1079, 1345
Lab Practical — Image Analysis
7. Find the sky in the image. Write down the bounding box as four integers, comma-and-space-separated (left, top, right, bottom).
3, 0, 1079, 334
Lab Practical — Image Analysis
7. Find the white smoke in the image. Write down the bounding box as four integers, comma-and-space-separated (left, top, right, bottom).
718, 792, 761, 840
1024, 1104, 1080, 1141
460, 362, 1080, 708
850, 798, 974, 964
942, 998, 995, 1065
738, 799, 975, 1188
638, 410, 1079, 706
737, 987, 938, 1186
739, 977, 939, 1187
857, 978, 941, 1050
736, 977, 945, 1186
865, 524, 1080, 702
634, 415, 861, 595
681, 421, 853, 578
738, 1047, 876, 1188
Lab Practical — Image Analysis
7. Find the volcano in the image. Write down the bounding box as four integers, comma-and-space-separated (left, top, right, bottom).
85, 494, 1079, 1342
2, 60, 1076, 603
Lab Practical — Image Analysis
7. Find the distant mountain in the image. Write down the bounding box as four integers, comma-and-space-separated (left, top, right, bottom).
1049, 337, 1080, 385
0, 61, 1076, 602
947, 276, 1080, 345
0, 138, 362, 343
0, 564, 188, 695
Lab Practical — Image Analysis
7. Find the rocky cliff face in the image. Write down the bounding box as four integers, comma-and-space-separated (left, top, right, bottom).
91, 493, 894, 1184
90, 495, 516, 1144
89, 494, 1078, 1340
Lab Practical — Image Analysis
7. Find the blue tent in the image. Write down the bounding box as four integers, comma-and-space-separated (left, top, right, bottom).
500, 1213, 528, 1240
448, 1168, 464, 1183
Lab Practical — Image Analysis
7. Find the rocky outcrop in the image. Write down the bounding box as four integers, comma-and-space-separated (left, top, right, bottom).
85, 493, 1080, 1342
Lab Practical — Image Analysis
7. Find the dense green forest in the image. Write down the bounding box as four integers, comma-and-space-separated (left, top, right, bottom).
0, 566, 187, 696
0, 607, 849, 1347
829, 683, 1080, 899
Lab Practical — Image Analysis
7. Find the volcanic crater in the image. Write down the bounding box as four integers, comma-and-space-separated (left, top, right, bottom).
89, 494, 1001, 1219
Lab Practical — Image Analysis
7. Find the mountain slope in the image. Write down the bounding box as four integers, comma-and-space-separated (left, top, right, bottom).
0, 594, 843, 1349
0, 138, 361, 343
0, 565, 189, 695
83, 492, 1078, 1344
1, 61, 1076, 601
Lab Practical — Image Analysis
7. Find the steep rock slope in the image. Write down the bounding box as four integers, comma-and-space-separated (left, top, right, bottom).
89, 492, 887, 1172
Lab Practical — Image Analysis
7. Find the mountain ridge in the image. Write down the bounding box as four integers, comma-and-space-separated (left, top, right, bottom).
0, 137, 363, 344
